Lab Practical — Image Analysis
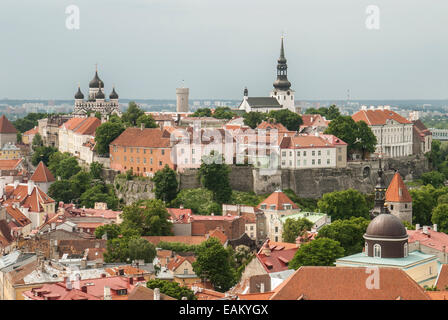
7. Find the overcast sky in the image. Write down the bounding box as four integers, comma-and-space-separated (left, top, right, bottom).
0, 0, 447, 100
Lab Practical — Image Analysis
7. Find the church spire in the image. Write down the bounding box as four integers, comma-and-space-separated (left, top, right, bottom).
273, 36, 291, 91
370, 156, 390, 219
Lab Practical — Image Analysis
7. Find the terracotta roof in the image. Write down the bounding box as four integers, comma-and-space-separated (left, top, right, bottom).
256, 239, 298, 273
105, 265, 148, 277
167, 255, 196, 271
0, 158, 23, 170
3, 183, 54, 212
207, 228, 228, 245
142, 236, 207, 246
191, 214, 240, 221
352, 109, 412, 126
191, 286, 226, 300
385, 172, 412, 203
110, 127, 171, 148
61, 117, 101, 136
270, 266, 430, 300
4, 205, 31, 227
257, 190, 298, 211
436, 265, 448, 290
23, 283, 101, 300
24, 126, 38, 135
238, 292, 275, 300
427, 291, 448, 300
167, 208, 193, 223
257, 121, 289, 133
413, 120, 432, 138
280, 134, 344, 149
30, 161, 55, 183
0, 115, 17, 134
127, 285, 176, 300
301, 114, 329, 127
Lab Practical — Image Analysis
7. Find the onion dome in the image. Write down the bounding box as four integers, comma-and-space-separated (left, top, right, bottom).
75, 86, 84, 99
96, 88, 105, 99
365, 214, 408, 239
109, 87, 119, 99
89, 70, 103, 88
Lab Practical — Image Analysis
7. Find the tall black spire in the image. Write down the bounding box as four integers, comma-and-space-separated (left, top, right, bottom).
370, 157, 390, 219
273, 37, 291, 91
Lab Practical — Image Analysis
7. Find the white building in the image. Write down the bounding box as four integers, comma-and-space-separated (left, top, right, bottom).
279, 133, 348, 169
352, 107, 414, 158
239, 37, 298, 113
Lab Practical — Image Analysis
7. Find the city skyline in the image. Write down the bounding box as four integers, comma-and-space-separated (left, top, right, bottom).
1, 0, 448, 100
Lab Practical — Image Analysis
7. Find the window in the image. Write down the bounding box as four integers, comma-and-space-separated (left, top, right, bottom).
270, 205, 276, 210
289, 151, 292, 156
184, 269, 188, 275
390, 205, 394, 210
303, 151, 307, 156
318, 150, 321, 156
159, 161, 162, 166
297, 151, 300, 157
327, 150, 330, 156
250, 226, 254, 231
124, 147, 127, 152
327, 159, 330, 165
161, 150, 165, 155
404, 243, 408, 257
144, 158, 146, 164
365, 242, 368, 254
144, 149, 146, 154
130, 148, 133, 153
312, 151, 315, 156
312, 159, 315, 165
373, 244, 381, 258
136, 148, 139, 153
130, 157, 134, 163
124, 156, 127, 162
275, 226, 278, 233
282, 151, 286, 157
318, 159, 321, 165
192, 148, 195, 154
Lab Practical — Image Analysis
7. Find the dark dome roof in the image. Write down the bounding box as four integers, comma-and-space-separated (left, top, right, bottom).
96, 88, 105, 99
75, 87, 84, 99
273, 78, 291, 90
365, 214, 407, 239
89, 71, 102, 88
109, 87, 118, 99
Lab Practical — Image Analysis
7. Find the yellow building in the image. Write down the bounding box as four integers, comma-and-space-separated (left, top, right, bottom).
0, 143, 21, 160
167, 256, 200, 286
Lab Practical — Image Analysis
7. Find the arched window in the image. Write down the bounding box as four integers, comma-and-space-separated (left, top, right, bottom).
364, 242, 368, 254
404, 243, 408, 257
373, 244, 381, 258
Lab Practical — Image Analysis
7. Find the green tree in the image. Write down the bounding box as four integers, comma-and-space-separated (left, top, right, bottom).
57, 157, 81, 180
120, 199, 173, 236
17, 132, 22, 144
198, 151, 232, 204
410, 185, 447, 225
289, 238, 345, 269
243, 112, 267, 129
48, 180, 76, 203
48, 151, 71, 175
432, 203, 448, 233
324, 116, 358, 155
421, 171, 445, 188
267, 109, 303, 131
80, 184, 118, 210
192, 237, 236, 292
230, 191, 264, 207
94, 121, 125, 155
122, 101, 145, 126
136, 114, 157, 128
146, 279, 196, 300
213, 107, 235, 120
90, 161, 103, 180
170, 188, 221, 215
32, 133, 43, 148
282, 218, 313, 243
128, 238, 157, 263
152, 165, 178, 203
316, 217, 370, 256
325, 105, 341, 120
353, 121, 377, 159
31, 146, 57, 166
69, 170, 92, 197
317, 189, 369, 221
190, 108, 212, 117
95, 224, 121, 239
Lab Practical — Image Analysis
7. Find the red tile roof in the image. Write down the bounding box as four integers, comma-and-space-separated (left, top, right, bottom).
111, 127, 171, 148
257, 121, 289, 133
270, 266, 430, 300
0, 158, 22, 170
23, 283, 101, 300
0, 115, 17, 134
3, 183, 54, 213
301, 114, 329, 127
24, 126, 38, 136
352, 109, 412, 126
167, 208, 192, 223
238, 292, 275, 300
191, 214, 240, 221
408, 227, 448, 255
427, 291, 448, 300
30, 161, 55, 183
256, 239, 298, 273
127, 285, 176, 300
4, 205, 31, 227
385, 172, 412, 203
142, 236, 207, 246
257, 190, 298, 211
435, 264, 448, 290
167, 255, 196, 271
61, 117, 101, 136
207, 228, 228, 244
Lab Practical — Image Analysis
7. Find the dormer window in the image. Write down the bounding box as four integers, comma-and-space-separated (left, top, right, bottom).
270, 205, 276, 210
